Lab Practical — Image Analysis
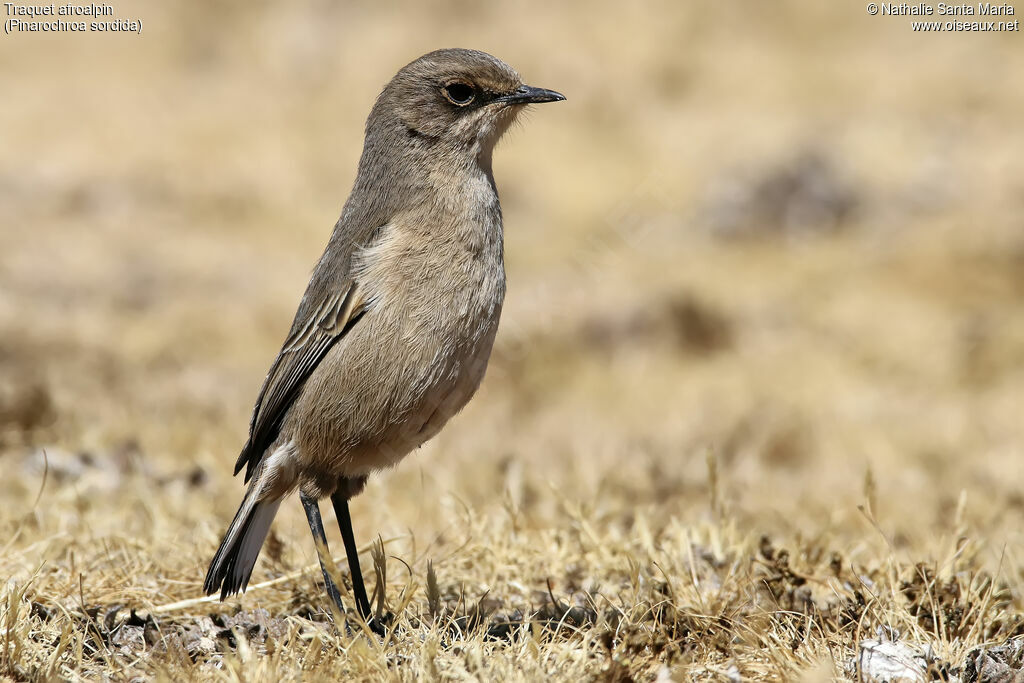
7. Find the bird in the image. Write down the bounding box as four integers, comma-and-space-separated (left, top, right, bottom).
202, 48, 564, 629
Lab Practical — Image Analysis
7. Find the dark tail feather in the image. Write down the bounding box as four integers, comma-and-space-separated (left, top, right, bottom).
204, 491, 282, 599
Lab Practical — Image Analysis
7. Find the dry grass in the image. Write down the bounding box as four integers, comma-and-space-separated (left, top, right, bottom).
2, 1, 1024, 680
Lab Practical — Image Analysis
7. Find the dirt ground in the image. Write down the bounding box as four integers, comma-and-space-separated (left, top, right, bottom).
2, 1, 1024, 680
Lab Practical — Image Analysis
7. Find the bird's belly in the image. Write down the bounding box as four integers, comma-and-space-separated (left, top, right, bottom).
292, 287, 503, 488
337, 314, 500, 477
404, 319, 499, 444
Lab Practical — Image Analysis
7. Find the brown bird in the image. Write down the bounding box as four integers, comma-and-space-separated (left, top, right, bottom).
203, 49, 564, 627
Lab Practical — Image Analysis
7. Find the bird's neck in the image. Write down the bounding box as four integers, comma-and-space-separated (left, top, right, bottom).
348, 117, 501, 224
328, 123, 504, 280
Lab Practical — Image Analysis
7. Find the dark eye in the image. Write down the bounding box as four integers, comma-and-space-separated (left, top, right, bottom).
443, 82, 475, 106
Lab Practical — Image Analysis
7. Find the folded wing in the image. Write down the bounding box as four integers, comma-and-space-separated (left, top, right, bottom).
234, 282, 365, 483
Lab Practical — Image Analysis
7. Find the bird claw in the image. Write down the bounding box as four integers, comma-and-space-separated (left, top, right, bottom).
361, 610, 393, 638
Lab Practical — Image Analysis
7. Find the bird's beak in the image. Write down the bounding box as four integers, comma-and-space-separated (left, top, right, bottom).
493, 84, 566, 105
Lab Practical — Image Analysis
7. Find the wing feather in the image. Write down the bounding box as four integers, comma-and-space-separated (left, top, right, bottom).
233, 282, 364, 482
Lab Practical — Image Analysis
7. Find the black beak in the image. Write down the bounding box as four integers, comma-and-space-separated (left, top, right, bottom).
494, 84, 566, 105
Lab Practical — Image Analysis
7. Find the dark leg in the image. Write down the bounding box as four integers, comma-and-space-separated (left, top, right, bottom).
331, 492, 372, 621
299, 492, 347, 619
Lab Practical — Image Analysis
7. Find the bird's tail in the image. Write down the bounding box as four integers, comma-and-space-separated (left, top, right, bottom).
203, 484, 282, 599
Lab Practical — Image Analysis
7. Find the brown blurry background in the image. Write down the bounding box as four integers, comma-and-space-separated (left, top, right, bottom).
1, 1, 1023, 679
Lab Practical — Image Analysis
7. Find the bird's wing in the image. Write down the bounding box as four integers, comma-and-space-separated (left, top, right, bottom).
234, 281, 366, 483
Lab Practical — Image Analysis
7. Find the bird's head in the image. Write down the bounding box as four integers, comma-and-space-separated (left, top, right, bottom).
372, 48, 564, 162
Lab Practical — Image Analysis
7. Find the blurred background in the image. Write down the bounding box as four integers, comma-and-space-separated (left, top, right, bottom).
1, 0, 1023, 606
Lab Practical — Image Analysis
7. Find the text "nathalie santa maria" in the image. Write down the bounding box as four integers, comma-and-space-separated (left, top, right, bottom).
880, 2, 1014, 14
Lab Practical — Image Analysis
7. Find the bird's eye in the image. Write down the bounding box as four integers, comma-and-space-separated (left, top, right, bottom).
443, 82, 476, 106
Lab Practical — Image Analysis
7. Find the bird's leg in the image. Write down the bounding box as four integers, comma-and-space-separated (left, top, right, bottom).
299, 492, 347, 621
330, 492, 372, 622
331, 481, 391, 636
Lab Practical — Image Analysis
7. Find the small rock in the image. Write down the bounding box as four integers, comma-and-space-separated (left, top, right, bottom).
855, 628, 935, 683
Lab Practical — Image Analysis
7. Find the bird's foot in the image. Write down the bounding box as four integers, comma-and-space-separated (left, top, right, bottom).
358, 610, 393, 638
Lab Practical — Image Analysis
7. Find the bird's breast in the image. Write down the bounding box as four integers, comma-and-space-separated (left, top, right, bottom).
354, 190, 506, 336
307, 208, 505, 474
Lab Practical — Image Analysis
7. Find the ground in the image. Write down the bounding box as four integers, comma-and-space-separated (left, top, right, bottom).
1, 2, 1023, 680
